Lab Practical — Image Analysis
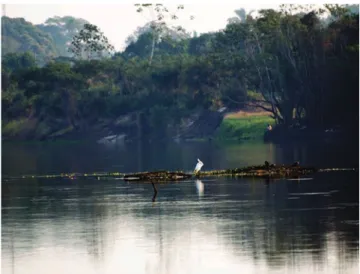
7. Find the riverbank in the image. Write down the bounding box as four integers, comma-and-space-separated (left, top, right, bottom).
3, 109, 355, 144
214, 111, 274, 141
2, 108, 273, 142
263, 124, 359, 144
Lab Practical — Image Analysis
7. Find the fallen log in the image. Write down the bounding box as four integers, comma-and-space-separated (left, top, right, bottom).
122, 163, 318, 182
198, 163, 318, 179
123, 171, 192, 182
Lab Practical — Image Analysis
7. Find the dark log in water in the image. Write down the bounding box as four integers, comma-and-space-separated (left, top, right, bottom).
197, 164, 317, 179
123, 171, 192, 182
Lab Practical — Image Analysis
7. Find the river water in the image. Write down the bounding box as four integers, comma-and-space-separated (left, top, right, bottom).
2, 140, 359, 274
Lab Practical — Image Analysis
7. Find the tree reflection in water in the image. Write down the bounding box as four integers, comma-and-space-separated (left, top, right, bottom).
2, 140, 358, 274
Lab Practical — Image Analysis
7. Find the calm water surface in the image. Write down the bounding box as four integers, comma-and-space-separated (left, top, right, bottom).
2, 140, 359, 274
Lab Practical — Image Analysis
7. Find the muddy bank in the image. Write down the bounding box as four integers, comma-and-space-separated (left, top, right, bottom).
3, 109, 228, 143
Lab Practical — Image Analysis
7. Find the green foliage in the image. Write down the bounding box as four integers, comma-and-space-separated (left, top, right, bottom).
247, 91, 264, 101
1, 16, 95, 64
2, 118, 29, 137
69, 23, 115, 59
2, 52, 37, 72
37, 16, 90, 57
1, 16, 58, 65
133, 4, 194, 65
1, 4, 358, 140
188, 33, 216, 55
2, 84, 28, 120
216, 115, 275, 140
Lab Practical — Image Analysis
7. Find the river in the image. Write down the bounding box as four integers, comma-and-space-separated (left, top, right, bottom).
2, 140, 359, 274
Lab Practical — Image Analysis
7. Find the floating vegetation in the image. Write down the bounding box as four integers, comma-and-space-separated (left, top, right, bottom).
196, 163, 317, 179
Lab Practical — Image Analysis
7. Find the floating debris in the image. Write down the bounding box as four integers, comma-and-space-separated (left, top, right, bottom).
123, 171, 192, 182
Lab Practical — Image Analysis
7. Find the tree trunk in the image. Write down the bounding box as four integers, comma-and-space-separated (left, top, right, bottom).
149, 34, 156, 66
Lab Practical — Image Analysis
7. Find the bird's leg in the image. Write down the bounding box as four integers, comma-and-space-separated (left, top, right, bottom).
152, 183, 158, 202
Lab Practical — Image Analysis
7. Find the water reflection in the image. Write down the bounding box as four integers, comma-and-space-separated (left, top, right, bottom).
2, 172, 358, 274
195, 180, 204, 198
2, 140, 358, 274
151, 183, 158, 203
3, 139, 358, 177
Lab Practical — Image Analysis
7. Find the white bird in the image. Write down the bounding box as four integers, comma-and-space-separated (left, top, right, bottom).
194, 158, 204, 174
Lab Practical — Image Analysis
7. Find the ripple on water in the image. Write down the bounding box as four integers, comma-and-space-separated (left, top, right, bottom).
288, 190, 339, 197
282, 206, 346, 212
342, 220, 359, 226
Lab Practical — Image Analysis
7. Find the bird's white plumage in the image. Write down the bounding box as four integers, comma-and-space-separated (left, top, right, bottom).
194, 158, 204, 173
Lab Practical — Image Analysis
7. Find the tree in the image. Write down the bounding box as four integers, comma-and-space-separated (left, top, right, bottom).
124, 28, 190, 59
125, 21, 190, 47
69, 23, 115, 60
2, 4, 358, 140
188, 33, 216, 56
37, 16, 90, 57
227, 8, 255, 25
2, 52, 37, 72
1, 16, 58, 65
134, 3, 194, 66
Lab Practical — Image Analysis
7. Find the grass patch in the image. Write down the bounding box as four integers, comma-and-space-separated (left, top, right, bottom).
2, 119, 26, 137
215, 115, 275, 140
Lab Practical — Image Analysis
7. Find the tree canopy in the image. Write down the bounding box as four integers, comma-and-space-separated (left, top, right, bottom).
1, 16, 58, 65
36, 16, 90, 57
2, 4, 359, 140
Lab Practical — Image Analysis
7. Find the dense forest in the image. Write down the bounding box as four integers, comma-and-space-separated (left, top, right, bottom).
1, 15, 90, 63
2, 4, 359, 141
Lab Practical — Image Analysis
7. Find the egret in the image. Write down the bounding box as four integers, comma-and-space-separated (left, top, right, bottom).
194, 159, 204, 174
